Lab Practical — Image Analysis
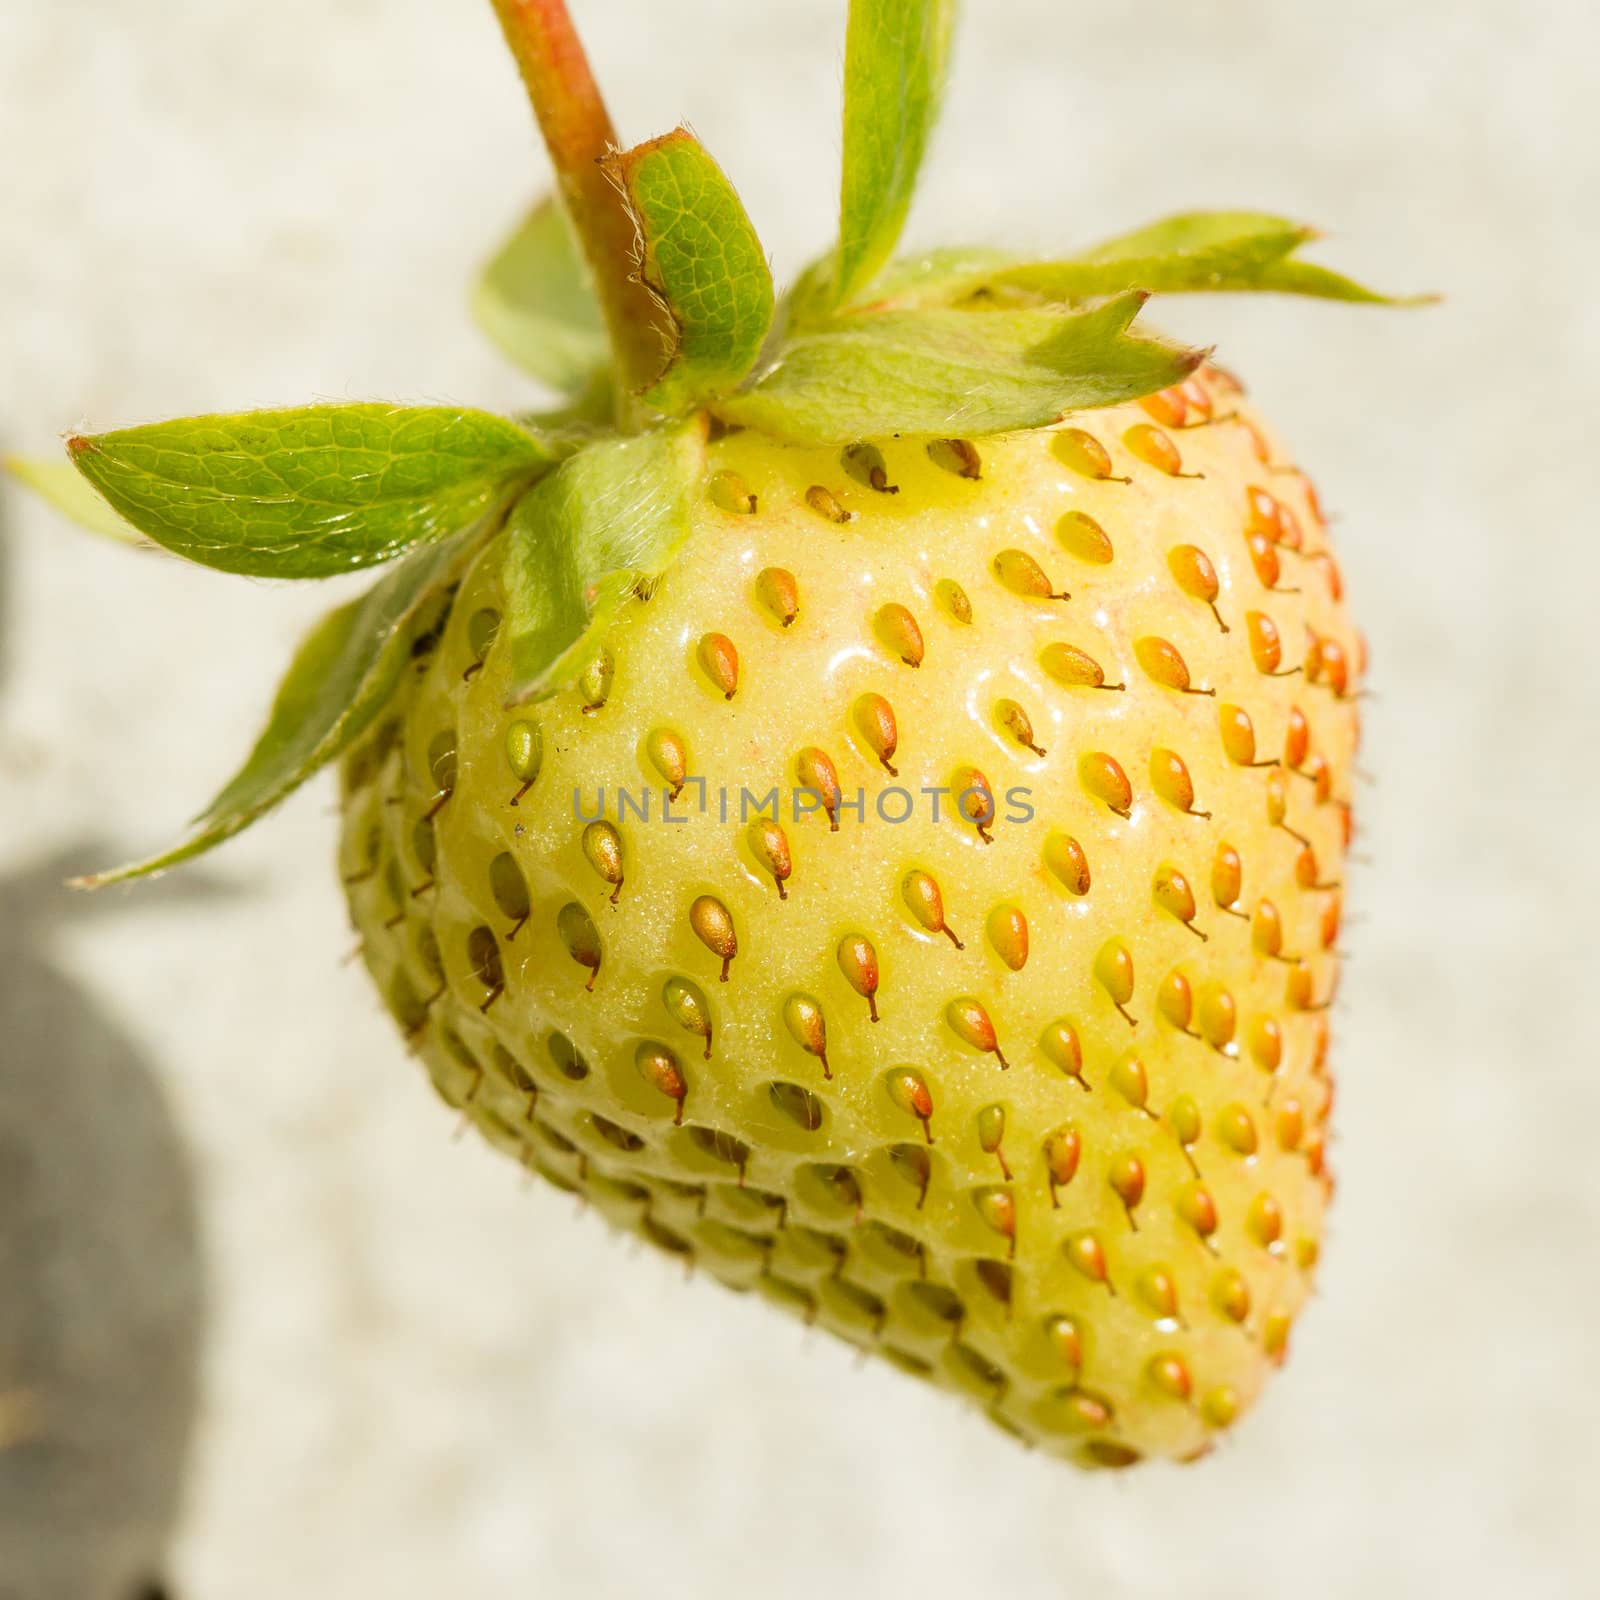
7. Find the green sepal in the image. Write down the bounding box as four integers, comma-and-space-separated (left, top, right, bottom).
1199, 251, 1434, 306
872, 212, 1428, 308
74, 530, 482, 888
994, 211, 1429, 304
473, 197, 613, 396
5, 454, 148, 546
605, 130, 775, 411
66, 404, 560, 579
715, 291, 1202, 444
502, 420, 704, 705
833, 0, 958, 309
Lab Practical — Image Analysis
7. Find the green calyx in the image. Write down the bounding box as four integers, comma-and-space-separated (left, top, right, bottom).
16, 0, 1425, 884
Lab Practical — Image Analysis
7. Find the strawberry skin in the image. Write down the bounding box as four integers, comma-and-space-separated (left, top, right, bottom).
340, 369, 1354, 1465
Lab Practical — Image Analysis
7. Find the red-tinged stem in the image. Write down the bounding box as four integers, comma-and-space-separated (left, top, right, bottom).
488, 0, 662, 404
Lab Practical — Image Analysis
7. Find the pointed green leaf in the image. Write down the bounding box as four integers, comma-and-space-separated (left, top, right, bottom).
1221, 253, 1433, 306
473, 198, 612, 395
986, 211, 1430, 305
5, 454, 148, 546
503, 422, 704, 705
716, 293, 1202, 444
835, 0, 957, 307
66, 404, 559, 579
604, 130, 775, 411
75, 532, 477, 888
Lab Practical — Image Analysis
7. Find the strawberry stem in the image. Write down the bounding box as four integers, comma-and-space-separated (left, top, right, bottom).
488, 0, 663, 411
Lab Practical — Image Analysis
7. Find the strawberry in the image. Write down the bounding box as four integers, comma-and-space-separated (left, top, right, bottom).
339, 385, 1351, 1466
16, 0, 1420, 1466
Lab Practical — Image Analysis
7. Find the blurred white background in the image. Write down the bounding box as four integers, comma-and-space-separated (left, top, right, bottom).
2, 1, 1596, 1596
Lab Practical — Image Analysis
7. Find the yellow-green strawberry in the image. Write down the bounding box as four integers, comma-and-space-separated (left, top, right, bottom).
17, 0, 1422, 1467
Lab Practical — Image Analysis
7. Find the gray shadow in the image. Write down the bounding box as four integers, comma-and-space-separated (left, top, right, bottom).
0, 496, 206, 1600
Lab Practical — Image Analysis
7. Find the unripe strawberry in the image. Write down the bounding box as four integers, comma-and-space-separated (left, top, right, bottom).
339, 374, 1355, 1464
23, 0, 1419, 1471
